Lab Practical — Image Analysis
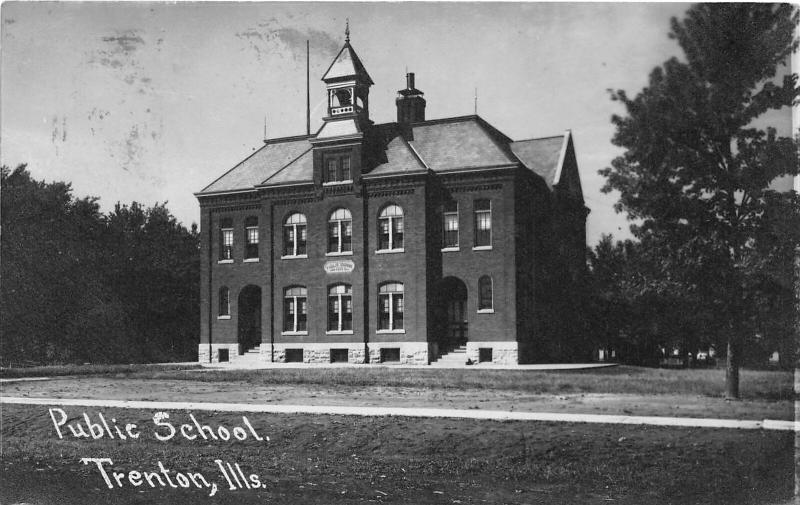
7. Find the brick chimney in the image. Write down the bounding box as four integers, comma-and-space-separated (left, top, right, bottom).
396, 72, 426, 124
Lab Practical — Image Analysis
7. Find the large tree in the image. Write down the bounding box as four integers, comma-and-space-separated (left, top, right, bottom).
601, 4, 799, 398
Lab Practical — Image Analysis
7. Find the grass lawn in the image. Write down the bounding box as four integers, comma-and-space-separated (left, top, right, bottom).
130, 364, 793, 400
1, 404, 793, 505
0, 362, 201, 378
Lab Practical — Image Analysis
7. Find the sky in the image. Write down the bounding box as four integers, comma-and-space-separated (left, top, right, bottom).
1, 2, 794, 245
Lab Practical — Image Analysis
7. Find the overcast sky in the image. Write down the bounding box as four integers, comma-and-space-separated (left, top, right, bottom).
1, 2, 793, 244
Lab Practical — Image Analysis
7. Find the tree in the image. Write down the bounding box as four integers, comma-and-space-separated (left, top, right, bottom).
0, 165, 200, 366
600, 4, 799, 398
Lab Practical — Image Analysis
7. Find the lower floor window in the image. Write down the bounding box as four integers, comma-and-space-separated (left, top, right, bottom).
283, 286, 307, 332
378, 282, 404, 330
328, 284, 353, 331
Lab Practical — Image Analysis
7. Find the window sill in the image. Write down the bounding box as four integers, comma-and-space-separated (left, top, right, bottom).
326, 251, 353, 257
326, 330, 354, 335
472, 246, 493, 251
376, 248, 404, 255
377, 329, 406, 334
281, 254, 308, 260
217, 259, 234, 264
243, 258, 260, 263
217, 315, 231, 320
282, 331, 308, 336
477, 309, 495, 314
322, 180, 353, 186
441, 246, 460, 253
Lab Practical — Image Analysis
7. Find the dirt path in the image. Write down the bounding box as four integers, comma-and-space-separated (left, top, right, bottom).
2, 377, 793, 420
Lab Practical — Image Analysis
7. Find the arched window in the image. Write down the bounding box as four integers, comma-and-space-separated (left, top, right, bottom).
478, 276, 493, 311
218, 287, 230, 317
327, 208, 352, 254
327, 284, 353, 332
378, 282, 404, 331
244, 216, 259, 260
378, 204, 404, 251
283, 213, 307, 257
219, 217, 233, 261
283, 286, 307, 333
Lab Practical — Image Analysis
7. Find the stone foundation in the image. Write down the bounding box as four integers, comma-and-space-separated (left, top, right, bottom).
465, 341, 519, 365
197, 343, 241, 364
272, 343, 366, 364
368, 342, 429, 365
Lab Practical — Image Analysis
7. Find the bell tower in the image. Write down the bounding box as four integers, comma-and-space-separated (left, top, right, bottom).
311, 22, 374, 188
316, 21, 374, 139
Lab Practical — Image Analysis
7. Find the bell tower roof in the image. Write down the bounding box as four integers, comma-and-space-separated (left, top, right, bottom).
321, 27, 373, 85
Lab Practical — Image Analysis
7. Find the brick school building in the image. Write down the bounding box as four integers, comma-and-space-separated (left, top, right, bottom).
195, 32, 587, 365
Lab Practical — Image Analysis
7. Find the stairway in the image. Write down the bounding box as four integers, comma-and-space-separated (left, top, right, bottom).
222, 346, 263, 366
429, 346, 468, 366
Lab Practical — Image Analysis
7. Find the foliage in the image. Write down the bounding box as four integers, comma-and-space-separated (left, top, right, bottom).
0, 165, 199, 366
600, 4, 799, 395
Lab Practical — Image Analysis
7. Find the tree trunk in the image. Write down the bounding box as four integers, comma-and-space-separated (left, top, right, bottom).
725, 336, 740, 400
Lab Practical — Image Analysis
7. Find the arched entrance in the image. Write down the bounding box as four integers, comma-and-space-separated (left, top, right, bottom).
437, 277, 468, 352
238, 285, 262, 354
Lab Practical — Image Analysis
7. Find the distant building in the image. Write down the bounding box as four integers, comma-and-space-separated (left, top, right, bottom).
195, 31, 588, 365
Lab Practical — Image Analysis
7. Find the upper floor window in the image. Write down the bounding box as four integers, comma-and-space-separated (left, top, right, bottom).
378, 282, 404, 331
378, 205, 404, 251
244, 216, 259, 260
478, 276, 493, 312
283, 213, 307, 257
328, 208, 352, 254
474, 199, 492, 247
283, 286, 307, 333
219, 218, 233, 261
328, 284, 353, 332
443, 200, 459, 248
218, 287, 230, 318
324, 154, 352, 183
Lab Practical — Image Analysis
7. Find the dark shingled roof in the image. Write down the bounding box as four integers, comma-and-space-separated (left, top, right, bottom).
199, 137, 312, 194
510, 134, 567, 188
197, 116, 570, 195
321, 42, 374, 85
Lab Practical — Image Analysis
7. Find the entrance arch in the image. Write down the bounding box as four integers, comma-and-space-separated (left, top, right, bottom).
238, 285, 262, 353
437, 277, 468, 352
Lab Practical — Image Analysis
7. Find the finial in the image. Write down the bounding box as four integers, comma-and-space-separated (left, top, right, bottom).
345, 18, 350, 43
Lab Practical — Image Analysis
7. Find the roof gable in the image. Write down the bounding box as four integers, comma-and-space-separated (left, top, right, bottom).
510, 134, 566, 188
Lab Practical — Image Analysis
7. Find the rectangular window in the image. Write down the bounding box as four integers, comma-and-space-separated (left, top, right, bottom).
474, 199, 491, 247
328, 222, 339, 253
340, 157, 351, 181
380, 348, 400, 363
342, 221, 352, 252
245, 226, 259, 259
379, 220, 390, 251
393, 218, 404, 249
297, 225, 307, 255
443, 201, 459, 248
221, 228, 233, 260
324, 154, 352, 182
342, 296, 353, 330
283, 227, 295, 257
379, 295, 390, 330
479, 348, 493, 363
298, 298, 307, 331
328, 297, 339, 331
393, 294, 404, 330
285, 349, 304, 363
283, 298, 294, 332
330, 348, 349, 363
326, 159, 337, 182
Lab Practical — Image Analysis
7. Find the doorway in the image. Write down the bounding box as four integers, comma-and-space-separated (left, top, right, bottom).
238, 285, 262, 354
